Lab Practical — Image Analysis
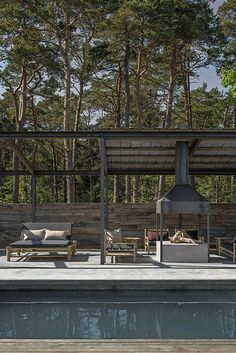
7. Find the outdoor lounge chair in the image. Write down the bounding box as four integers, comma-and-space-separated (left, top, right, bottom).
144, 228, 169, 254
216, 231, 236, 263
6, 222, 77, 261
105, 229, 137, 263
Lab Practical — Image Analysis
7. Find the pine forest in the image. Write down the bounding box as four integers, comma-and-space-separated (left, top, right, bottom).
0, 0, 235, 204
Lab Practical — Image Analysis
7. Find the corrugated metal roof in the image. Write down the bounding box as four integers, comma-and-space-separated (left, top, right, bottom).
104, 133, 236, 175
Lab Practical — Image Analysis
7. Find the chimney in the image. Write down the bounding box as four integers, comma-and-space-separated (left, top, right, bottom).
175, 141, 189, 184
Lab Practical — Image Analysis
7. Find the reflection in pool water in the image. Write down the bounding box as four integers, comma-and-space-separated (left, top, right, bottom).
0, 291, 236, 339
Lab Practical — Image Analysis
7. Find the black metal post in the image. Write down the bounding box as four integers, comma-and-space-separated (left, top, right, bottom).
159, 213, 163, 262
100, 138, 105, 264
207, 212, 210, 262
31, 175, 36, 222
105, 175, 109, 229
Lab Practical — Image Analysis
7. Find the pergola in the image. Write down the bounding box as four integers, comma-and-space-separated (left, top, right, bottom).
1, 129, 236, 264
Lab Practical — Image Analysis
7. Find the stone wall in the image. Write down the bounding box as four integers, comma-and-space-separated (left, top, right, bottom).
0, 203, 236, 248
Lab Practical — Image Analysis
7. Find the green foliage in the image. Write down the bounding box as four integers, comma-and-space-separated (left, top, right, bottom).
221, 68, 236, 99
0, 0, 234, 204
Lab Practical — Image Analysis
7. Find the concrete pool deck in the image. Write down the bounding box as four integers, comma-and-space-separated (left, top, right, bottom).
0, 250, 236, 290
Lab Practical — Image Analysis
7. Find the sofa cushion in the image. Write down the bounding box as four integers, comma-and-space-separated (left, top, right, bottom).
105, 229, 122, 243
22, 229, 45, 240
10, 240, 70, 248
44, 230, 67, 240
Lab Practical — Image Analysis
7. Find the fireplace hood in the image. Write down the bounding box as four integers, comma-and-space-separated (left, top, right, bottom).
156, 141, 209, 215
156, 184, 209, 214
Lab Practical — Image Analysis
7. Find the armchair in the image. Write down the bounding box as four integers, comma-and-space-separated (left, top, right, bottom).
105, 229, 137, 263
144, 228, 169, 254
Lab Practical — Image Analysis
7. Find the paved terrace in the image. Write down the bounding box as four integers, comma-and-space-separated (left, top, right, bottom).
0, 250, 236, 290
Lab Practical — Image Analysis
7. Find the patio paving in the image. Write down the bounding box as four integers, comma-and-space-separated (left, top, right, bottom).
0, 250, 235, 290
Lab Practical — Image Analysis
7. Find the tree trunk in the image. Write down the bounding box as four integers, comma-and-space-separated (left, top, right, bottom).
165, 46, 177, 128
182, 50, 192, 128
12, 67, 28, 203
231, 105, 236, 201
113, 176, 120, 203
51, 142, 59, 203
133, 68, 142, 203
63, 63, 75, 203
113, 64, 122, 203
72, 75, 84, 167
124, 42, 131, 203
158, 46, 178, 198
215, 176, 220, 202
132, 176, 139, 203
157, 175, 165, 199
59, 13, 75, 203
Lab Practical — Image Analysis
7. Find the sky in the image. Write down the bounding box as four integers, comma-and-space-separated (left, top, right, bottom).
191, 0, 226, 91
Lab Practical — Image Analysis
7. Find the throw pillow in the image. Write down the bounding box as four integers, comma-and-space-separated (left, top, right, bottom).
23, 229, 45, 240
105, 229, 122, 243
44, 230, 67, 240
147, 230, 169, 241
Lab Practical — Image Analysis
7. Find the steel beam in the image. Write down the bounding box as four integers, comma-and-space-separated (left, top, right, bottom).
3, 168, 236, 176
108, 169, 236, 175
0, 170, 100, 176
0, 131, 100, 139
7, 140, 35, 175
1, 129, 236, 140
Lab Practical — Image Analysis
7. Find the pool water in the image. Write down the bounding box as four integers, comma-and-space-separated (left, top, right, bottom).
0, 291, 236, 339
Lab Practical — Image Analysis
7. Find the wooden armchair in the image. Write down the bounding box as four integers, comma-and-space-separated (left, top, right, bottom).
215, 231, 236, 263
144, 228, 169, 254
105, 229, 137, 263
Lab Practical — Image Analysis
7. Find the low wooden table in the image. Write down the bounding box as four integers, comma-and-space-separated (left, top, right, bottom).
123, 236, 140, 249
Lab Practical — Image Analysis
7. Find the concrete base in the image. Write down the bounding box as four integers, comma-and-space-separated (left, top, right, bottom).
157, 241, 209, 263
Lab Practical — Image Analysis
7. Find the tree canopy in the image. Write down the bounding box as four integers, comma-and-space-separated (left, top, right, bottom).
0, 0, 235, 204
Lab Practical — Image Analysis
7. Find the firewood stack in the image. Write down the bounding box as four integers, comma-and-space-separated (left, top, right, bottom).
169, 230, 195, 244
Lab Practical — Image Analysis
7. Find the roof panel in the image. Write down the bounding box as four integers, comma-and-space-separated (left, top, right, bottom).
104, 133, 236, 174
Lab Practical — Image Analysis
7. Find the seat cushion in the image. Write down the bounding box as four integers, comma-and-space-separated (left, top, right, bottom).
106, 243, 134, 252
10, 240, 70, 248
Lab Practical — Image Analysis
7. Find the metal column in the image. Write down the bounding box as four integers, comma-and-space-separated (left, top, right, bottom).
31, 175, 36, 222
100, 138, 106, 264
159, 212, 163, 262
105, 175, 109, 229
207, 212, 210, 262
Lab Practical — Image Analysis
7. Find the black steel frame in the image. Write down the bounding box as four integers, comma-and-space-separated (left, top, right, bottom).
2, 129, 236, 264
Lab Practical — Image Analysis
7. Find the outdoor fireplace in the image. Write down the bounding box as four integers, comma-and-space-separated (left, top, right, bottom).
156, 141, 210, 262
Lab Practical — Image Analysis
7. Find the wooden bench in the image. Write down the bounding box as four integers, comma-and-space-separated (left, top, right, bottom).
6, 222, 77, 261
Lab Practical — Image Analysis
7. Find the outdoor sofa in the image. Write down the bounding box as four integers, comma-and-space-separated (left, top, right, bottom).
105, 228, 137, 263
6, 222, 77, 261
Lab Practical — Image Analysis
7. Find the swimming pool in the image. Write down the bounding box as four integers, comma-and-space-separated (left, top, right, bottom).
0, 290, 236, 339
